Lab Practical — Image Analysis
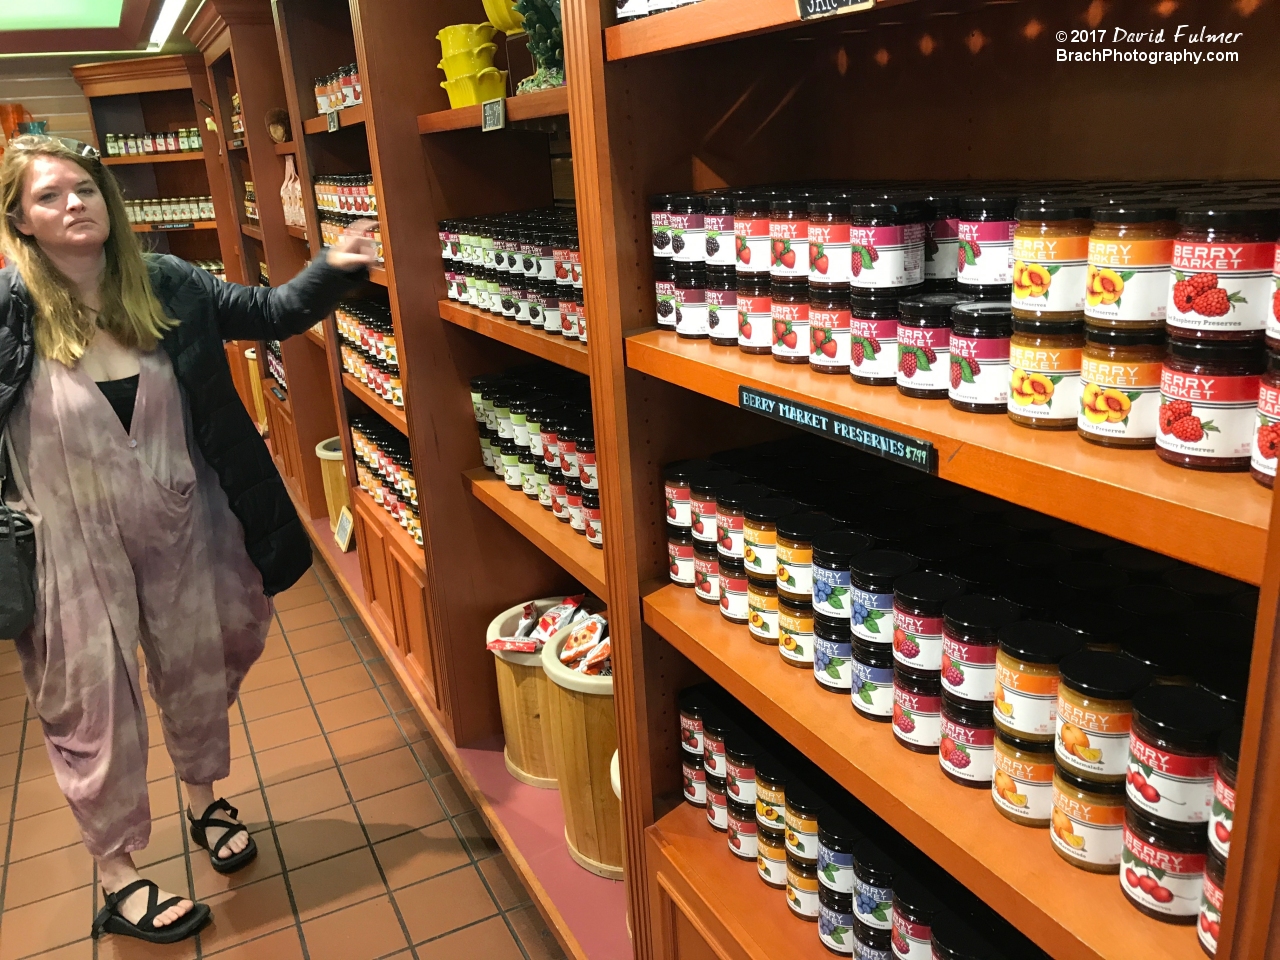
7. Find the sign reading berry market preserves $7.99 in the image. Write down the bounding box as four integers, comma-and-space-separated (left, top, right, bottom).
795, 0, 874, 20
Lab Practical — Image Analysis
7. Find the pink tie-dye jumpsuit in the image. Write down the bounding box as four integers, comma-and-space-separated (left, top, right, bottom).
2, 349, 273, 860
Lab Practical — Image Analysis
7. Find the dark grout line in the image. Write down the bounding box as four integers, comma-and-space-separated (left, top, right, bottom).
175, 767, 201, 960
0, 701, 29, 916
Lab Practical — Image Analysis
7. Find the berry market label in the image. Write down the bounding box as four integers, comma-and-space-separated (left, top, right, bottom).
994, 664, 1059, 737
1056, 697, 1132, 779
1127, 734, 1216, 823
681, 759, 706, 805
849, 224, 925, 292
707, 288, 737, 340
1269, 248, 1280, 342
727, 809, 758, 859
1156, 370, 1261, 461
897, 325, 950, 392
940, 635, 996, 701
784, 809, 819, 861
1052, 787, 1125, 868
738, 293, 773, 348
850, 587, 894, 642
819, 902, 855, 955
743, 524, 777, 577
726, 758, 757, 804
851, 659, 894, 718
770, 220, 810, 278
693, 555, 719, 603
992, 751, 1054, 822
813, 564, 852, 619
771, 301, 810, 359
779, 607, 815, 665
1008, 343, 1083, 422
706, 784, 728, 829
705, 213, 735, 267
758, 845, 787, 886
1121, 832, 1205, 919
668, 212, 705, 264
810, 223, 853, 284
1013, 235, 1089, 312
1199, 869, 1224, 955
1251, 380, 1280, 479
814, 636, 853, 691
690, 494, 718, 543
849, 315, 898, 382
892, 688, 941, 749
957, 219, 1017, 286
719, 570, 749, 621
810, 306, 852, 369
939, 717, 995, 783
925, 217, 960, 282
679, 713, 703, 756
796, 0, 874, 20
1210, 771, 1235, 858
776, 541, 814, 595
655, 280, 677, 327
892, 608, 944, 671
817, 844, 855, 893
786, 865, 821, 918
948, 334, 1010, 406
1167, 241, 1275, 333
1078, 359, 1162, 441
890, 911, 931, 960
738, 388, 935, 473
853, 876, 893, 930
1086, 237, 1175, 323
668, 541, 695, 585
717, 510, 745, 560
735, 215, 771, 275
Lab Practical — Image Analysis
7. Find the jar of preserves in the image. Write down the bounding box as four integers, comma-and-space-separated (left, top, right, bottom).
716, 483, 772, 560
787, 854, 821, 921
785, 782, 823, 863
852, 636, 896, 721
1166, 204, 1279, 340
702, 711, 731, 780
663, 459, 715, 530
1122, 806, 1206, 924
704, 195, 735, 268
852, 839, 895, 930
848, 198, 926, 293
1052, 764, 1126, 873
1086, 201, 1178, 328
693, 544, 719, 604
706, 774, 728, 831
681, 752, 706, 807
758, 824, 788, 888
669, 194, 706, 264
577, 435, 598, 490
655, 258, 676, 328
850, 550, 918, 645
994, 621, 1082, 742
674, 263, 708, 339
849, 296, 901, 385
892, 663, 942, 753
890, 876, 940, 960
1009, 319, 1084, 429
897, 293, 963, 399
770, 196, 811, 281
777, 512, 843, 603
940, 596, 1019, 703
819, 886, 855, 955
818, 808, 858, 895
1199, 847, 1226, 954
1157, 338, 1264, 470
922, 193, 960, 290
725, 729, 759, 805
892, 572, 965, 673
772, 281, 810, 363
809, 198, 853, 286
992, 730, 1055, 826
813, 530, 873, 620
566, 479, 586, 533
1078, 326, 1165, 447
748, 578, 780, 644
1127, 685, 1238, 825
957, 194, 1018, 289
855, 920, 892, 960
815, 614, 854, 695
755, 753, 788, 831
940, 691, 996, 787
690, 471, 740, 547
743, 497, 798, 581
727, 797, 757, 861
811, 285, 852, 374
735, 195, 772, 278
738, 276, 773, 354
719, 557, 750, 624
948, 301, 1012, 413
1056, 650, 1152, 782
707, 269, 738, 346
678, 687, 709, 757
1209, 724, 1240, 858
1012, 197, 1092, 320
779, 596, 816, 669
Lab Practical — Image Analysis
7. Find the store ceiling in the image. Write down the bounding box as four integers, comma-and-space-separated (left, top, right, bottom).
0, 1, 125, 32
0, 0, 169, 55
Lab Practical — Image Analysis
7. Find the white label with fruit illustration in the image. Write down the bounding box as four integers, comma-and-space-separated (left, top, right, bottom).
850, 587, 893, 643
716, 511, 745, 560
814, 636, 853, 691
690, 494, 717, 544
735, 216, 771, 276
757, 783, 786, 831
1009, 343, 1083, 422
992, 751, 1054, 822
957, 219, 1016, 286
779, 607, 815, 666
818, 844, 854, 894
849, 223, 925, 291
924, 217, 959, 282
737, 292, 773, 348
707, 288, 737, 341
747, 585, 779, 643
1209, 772, 1235, 858
664, 480, 692, 527
1121, 831, 1204, 919
897, 325, 950, 392
852, 876, 893, 930
1156, 370, 1261, 460
726, 758, 757, 804
704, 734, 727, 779
948, 334, 1010, 406
810, 223, 853, 284
776, 542, 814, 597
720, 569, 749, 622
1269, 247, 1280, 341
849, 315, 898, 382
744, 524, 778, 577
892, 609, 944, 671
705, 213, 735, 267
681, 759, 706, 805
693, 555, 719, 603
770, 219, 810, 278
994, 663, 1059, 737
1012, 235, 1089, 312
1056, 697, 1133, 778
675, 286, 708, 337
651, 210, 672, 258
679, 713, 703, 756
772, 301, 810, 359
668, 541, 694, 586
819, 901, 855, 955
785, 808, 819, 862
706, 784, 728, 829
851, 660, 895, 718
810, 306, 852, 370
1086, 236, 1174, 323
1052, 789, 1125, 867
1167, 240, 1275, 332
758, 843, 787, 887
1199, 868, 1224, 954
1251, 380, 1280, 480
940, 636, 997, 701
939, 717, 995, 783
1127, 733, 1216, 823
890, 910, 931, 960
892, 688, 941, 749
668, 211, 705, 264
786, 864, 820, 919
727, 809, 758, 858
814, 565, 853, 620
1078, 358, 1162, 440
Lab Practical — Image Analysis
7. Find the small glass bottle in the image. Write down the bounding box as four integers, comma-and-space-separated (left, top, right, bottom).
1008, 318, 1085, 429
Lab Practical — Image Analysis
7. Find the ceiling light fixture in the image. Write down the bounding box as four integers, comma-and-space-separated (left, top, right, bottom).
148, 0, 186, 48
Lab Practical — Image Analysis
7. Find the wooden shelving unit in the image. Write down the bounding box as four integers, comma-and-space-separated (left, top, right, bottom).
440, 300, 590, 374
286, 224, 308, 240
301, 101, 366, 135
368, 265, 387, 286
416, 84, 570, 134
103, 150, 206, 165
274, 140, 297, 155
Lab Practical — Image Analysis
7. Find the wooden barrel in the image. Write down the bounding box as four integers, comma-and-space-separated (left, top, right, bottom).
487, 600, 560, 788
542, 630, 624, 879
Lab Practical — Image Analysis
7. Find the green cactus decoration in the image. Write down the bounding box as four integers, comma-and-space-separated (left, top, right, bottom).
514, 0, 565, 93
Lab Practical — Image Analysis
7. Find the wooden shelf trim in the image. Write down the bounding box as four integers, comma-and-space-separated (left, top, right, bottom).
302, 102, 367, 135
286, 224, 308, 241
643, 583, 1203, 960
103, 151, 206, 166
304, 326, 326, 349
625, 331, 1270, 584
241, 223, 264, 242
355, 487, 426, 569
416, 84, 570, 134
439, 300, 589, 375
465, 467, 608, 598
131, 221, 218, 233
341, 372, 409, 436
274, 140, 297, 155
369, 266, 388, 286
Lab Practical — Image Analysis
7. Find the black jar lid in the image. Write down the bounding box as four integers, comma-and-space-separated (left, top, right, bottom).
946, 556, 1016, 592
1120, 631, 1191, 681
1161, 566, 1245, 604
701, 709, 734, 739
891, 874, 942, 923
785, 781, 824, 815
1176, 202, 1280, 231
848, 197, 925, 224
678, 686, 714, 718
650, 193, 679, 212
996, 621, 1082, 664
851, 635, 894, 665
850, 549, 918, 589
1196, 660, 1250, 712
958, 194, 1019, 220
1218, 724, 1242, 780
1166, 336, 1266, 367
727, 796, 755, 820
941, 688, 996, 726
817, 809, 860, 852
1011, 317, 1085, 335
668, 526, 694, 545
943, 595, 1020, 634
1085, 325, 1167, 347
1060, 650, 1152, 701
898, 292, 966, 322
771, 196, 813, 215
851, 838, 895, 886
950, 300, 1012, 331
725, 728, 761, 763
1015, 196, 1094, 221
755, 753, 789, 785
1092, 200, 1177, 223
704, 194, 734, 215
690, 471, 742, 497
777, 512, 843, 543
670, 194, 707, 214
929, 913, 1003, 960
1058, 561, 1128, 595
1114, 583, 1196, 619
812, 531, 874, 569
715, 484, 773, 511
1133, 684, 1238, 750
850, 294, 907, 318
814, 611, 852, 640
808, 198, 850, 218
1056, 605, 1131, 649
663, 459, 718, 483
735, 195, 772, 216
744, 497, 800, 524
1055, 761, 1126, 797
903, 537, 969, 572
920, 192, 960, 218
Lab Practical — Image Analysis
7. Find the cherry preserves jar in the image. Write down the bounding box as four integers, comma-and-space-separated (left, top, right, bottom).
1122, 806, 1206, 924
1209, 724, 1240, 858
1157, 338, 1264, 471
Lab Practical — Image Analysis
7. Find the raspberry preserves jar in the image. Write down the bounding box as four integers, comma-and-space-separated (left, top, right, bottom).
948, 301, 1012, 413
892, 663, 942, 754
939, 691, 995, 787
663, 460, 715, 530
693, 544, 719, 604
727, 798, 758, 861
1079, 326, 1165, 447
706, 773, 728, 830
1008, 319, 1084, 429
957, 194, 1018, 290
1122, 806, 1207, 923
1209, 724, 1240, 858
1012, 197, 1092, 320
940, 596, 1020, 703
849, 198, 926, 293
994, 621, 1082, 743
897, 293, 962, 399
850, 295, 902, 386
678, 687, 709, 757
890, 877, 940, 960
1087, 202, 1178, 328
891, 572, 965, 673
1157, 338, 1265, 470
922, 193, 960, 291
1250, 348, 1280, 486
682, 753, 706, 806
1166, 204, 1279, 340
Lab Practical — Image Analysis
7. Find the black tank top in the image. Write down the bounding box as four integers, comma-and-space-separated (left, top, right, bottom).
96, 374, 139, 433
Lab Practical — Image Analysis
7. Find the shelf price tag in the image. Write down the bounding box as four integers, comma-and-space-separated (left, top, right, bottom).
326, 111, 340, 133
481, 98, 507, 132
738, 387, 936, 473
153, 222, 195, 231
795, 0, 875, 20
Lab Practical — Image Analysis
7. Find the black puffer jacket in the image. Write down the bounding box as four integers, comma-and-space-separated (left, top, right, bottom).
0, 254, 364, 595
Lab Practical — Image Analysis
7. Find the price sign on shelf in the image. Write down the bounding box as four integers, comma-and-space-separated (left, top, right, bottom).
795, 0, 875, 20
481, 97, 506, 132
326, 111, 340, 133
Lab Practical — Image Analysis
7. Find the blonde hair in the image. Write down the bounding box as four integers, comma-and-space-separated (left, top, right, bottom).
0, 135, 173, 365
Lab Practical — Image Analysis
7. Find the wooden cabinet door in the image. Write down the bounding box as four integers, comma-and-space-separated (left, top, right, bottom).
387, 538, 438, 711
351, 495, 396, 645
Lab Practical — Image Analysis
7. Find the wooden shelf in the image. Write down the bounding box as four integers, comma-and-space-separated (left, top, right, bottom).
465, 467, 608, 598
304, 325, 325, 348
439, 300, 589, 375
643, 582, 1202, 960
626, 330, 1270, 585
131, 221, 218, 233
103, 151, 205, 165
302, 102, 367, 135
355, 486, 425, 569
416, 85, 570, 134
342, 372, 409, 436
274, 140, 296, 155
368, 266, 387, 286
286, 224, 308, 241
241, 223, 264, 242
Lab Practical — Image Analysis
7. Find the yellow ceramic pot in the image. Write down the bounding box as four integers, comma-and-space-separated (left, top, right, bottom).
440, 68, 509, 109
436, 22, 497, 58
438, 44, 497, 82
481, 0, 525, 36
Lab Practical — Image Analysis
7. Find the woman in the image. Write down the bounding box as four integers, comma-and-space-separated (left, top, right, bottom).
0, 136, 376, 944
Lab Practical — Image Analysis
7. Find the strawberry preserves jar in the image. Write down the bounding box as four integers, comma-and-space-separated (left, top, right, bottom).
771, 282, 810, 364
1209, 724, 1240, 859
810, 286, 852, 375
1166, 204, 1279, 340
737, 277, 772, 355
1012, 198, 1091, 320
1157, 339, 1265, 470
892, 573, 965, 673
939, 692, 995, 787
735, 195, 772, 278
1250, 349, 1280, 486
770, 196, 811, 281
1086, 202, 1178, 328
809, 199, 853, 286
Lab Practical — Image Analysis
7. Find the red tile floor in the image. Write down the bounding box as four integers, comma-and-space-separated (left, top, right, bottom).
0, 552, 567, 960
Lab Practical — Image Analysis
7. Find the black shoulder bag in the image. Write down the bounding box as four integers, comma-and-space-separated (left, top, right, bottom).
0, 437, 36, 638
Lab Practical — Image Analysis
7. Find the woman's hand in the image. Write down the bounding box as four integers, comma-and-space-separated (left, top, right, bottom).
326, 218, 379, 272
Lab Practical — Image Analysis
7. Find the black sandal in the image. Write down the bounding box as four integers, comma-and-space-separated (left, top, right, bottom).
188, 798, 258, 874
91, 879, 210, 943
